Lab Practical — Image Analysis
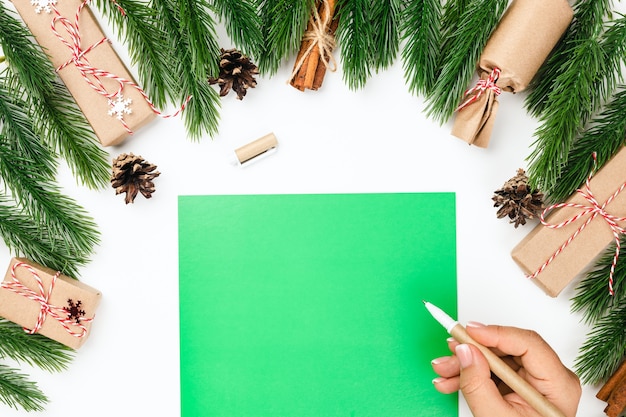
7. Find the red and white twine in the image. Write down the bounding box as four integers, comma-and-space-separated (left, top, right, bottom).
456, 67, 502, 112
50, 0, 190, 134
528, 153, 626, 296
1, 262, 92, 338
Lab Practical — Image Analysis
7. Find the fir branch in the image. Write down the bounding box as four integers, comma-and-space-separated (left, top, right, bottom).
0, 81, 99, 269
0, 364, 47, 412
572, 235, 626, 324
336, 0, 373, 90
424, 0, 508, 124
93, 0, 175, 108
438, 0, 470, 61
548, 87, 626, 203
575, 301, 626, 385
525, 0, 613, 117
258, 0, 313, 75
178, 0, 221, 79
526, 37, 603, 192
209, 0, 263, 59
369, 0, 401, 72
152, 0, 221, 139
400, 0, 442, 95
0, 195, 82, 277
0, 3, 109, 189
527, 15, 626, 192
0, 319, 73, 373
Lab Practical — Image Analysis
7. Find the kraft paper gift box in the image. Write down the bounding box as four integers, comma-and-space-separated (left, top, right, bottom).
0, 257, 101, 349
11, 0, 155, 146
451, 0, 573, 147
511, 147, 626, 297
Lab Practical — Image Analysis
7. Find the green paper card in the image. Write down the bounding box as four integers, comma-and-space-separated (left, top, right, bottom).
179, 193, 457, 417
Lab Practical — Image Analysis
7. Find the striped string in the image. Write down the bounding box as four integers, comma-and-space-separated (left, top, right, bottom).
1, 262, 93, 338
456, 67, 502, 112
528, 153, 626, 296
50, 0, 190, 134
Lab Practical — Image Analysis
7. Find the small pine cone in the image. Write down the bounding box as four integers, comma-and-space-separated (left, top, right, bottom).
208, 48, 259, 100
111, 153, 160, 204
492, 169, 544, 228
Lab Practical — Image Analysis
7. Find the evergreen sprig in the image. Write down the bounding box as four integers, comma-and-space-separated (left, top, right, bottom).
401, 0, 442, 95
369, 0, 401, 72
336, 0, 374, 90
152, 0, 221, 139
526, 14, 626, 193
0, 80, 99, 275
0, 364, 47, 412
258, 0, 313, 75
0, 320, 73, 373
525, 0, 613, 117
0, 4, 109, 189
424, 0, 508, 124
575, 300, 626, 385
209, 0, 263, 59
548, 87, 626, 203
572, 235, 626, 324
94, 0, 221, 138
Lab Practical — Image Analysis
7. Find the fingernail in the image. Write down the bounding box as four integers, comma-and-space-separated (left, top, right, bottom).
432, 377, 446, 385
455, 344, 473, 369
431, 356, 452, 365
466, 321, 486, 328
446, 337, 456, 343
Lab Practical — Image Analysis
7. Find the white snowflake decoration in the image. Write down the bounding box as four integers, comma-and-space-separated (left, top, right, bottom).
108, 95, 133, 121
31, 0, 56, 14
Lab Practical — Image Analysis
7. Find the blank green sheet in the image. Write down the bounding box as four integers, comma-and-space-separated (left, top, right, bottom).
178, 193, 457, 417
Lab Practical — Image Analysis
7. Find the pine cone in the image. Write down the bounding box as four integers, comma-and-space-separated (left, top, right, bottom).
111, 153, 160, 204
209, 48, 259, 100
493, 169, 544, 228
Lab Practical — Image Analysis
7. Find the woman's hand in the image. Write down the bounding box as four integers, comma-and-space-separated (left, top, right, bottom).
431, 323, 581, 417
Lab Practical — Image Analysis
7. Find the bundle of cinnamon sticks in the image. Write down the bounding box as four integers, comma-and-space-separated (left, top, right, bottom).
598, 360, 626, 417
289, 0, 339, 91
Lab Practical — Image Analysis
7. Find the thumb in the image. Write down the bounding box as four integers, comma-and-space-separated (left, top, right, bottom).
456, 344, 515, 417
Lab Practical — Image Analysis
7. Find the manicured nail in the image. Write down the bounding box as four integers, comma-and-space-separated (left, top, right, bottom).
455, 344, 473, 369
446, 337, 456, 344
466, 321, 486, 328
432, 377, 447, 385
431, 356, 452, 365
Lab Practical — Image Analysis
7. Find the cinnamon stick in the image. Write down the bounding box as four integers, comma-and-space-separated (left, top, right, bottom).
599, 361, 626, 401
289, 0, 337, 91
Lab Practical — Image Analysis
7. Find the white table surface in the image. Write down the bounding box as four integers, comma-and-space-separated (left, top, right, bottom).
3, 2, 624, 415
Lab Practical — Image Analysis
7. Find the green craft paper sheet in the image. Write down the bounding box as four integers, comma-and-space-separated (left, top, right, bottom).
178, 193, 457, 417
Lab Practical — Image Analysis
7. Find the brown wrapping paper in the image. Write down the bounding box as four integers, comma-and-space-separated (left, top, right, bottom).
0, 258, 101, 349
451, 0, 573, 147
511, 147, 626, 297
11, 0, 155, 146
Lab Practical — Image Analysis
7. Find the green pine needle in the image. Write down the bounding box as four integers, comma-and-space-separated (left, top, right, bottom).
437, 0, 470, 62
369, 0, 401, 72
575, 300, 626, 385
548, 88, 626, 203
527, 15, 626, 193
572, 235, 626, 324
94, 0, 175, 109
0, 320, 73, 373
178, 0, 221, 79
401, 0, 442, 95
336, 0, 373, 90
424, 0, 508, 124
210, 0, 263, 59
258, 0, 314, 75
0, 4, 110, 190
0, 364, 47, 412
525, 0, 613, 117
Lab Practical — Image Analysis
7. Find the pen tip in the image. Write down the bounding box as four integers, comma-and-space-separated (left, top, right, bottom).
422, 300, 427, 305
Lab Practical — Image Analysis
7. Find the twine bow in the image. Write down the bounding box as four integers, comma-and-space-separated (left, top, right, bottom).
50, 0, 189, 134
1, 262, 92, 337
456, 67, 502, 112
289, 0, 337, 81
529, 153, 626, 296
